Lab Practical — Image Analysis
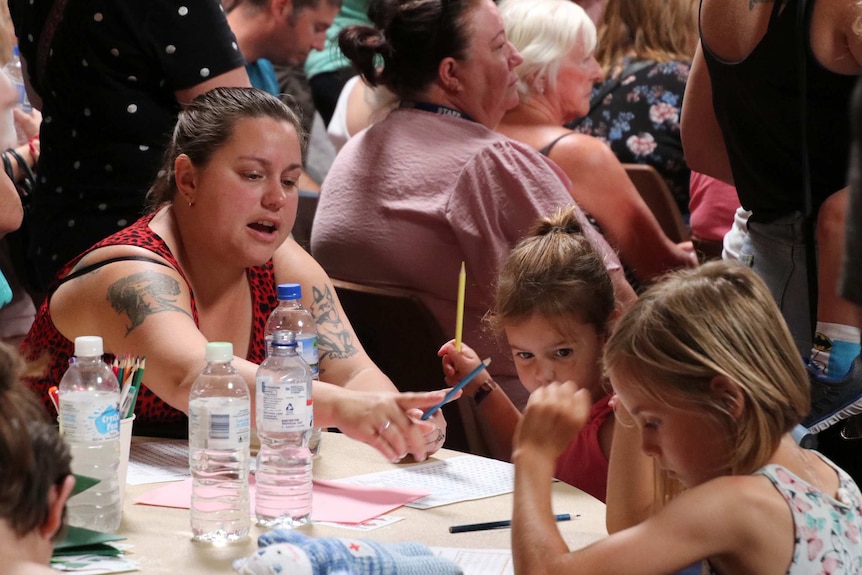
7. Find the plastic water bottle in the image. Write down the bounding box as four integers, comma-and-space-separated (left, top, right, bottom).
59, 336, 122, 533
255, 330, 314, 527
3, 46, 32, 113
189, 342, 251, 544
265, 283, 322, 456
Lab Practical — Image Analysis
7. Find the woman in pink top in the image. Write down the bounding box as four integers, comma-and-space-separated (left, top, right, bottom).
312, 0, 635, 412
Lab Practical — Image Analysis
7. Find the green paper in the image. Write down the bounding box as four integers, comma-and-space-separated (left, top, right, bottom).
54, 525, 126, 553
52, 543, 124, 557
71, 473, 101, 496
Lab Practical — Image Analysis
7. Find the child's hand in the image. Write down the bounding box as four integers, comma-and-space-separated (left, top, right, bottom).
437, 339, 483, 390
514, 381, 591, 460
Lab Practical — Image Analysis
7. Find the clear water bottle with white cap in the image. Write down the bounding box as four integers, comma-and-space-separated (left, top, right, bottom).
255, 330, 313, 527
189, 342, 251, 543
59, 336, 122, 532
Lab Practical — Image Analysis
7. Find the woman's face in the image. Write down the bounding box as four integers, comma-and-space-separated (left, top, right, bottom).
182, 116, 303, 266
505, 312, 606, 401
452, 0, 523, 128
548, 40, 603, 123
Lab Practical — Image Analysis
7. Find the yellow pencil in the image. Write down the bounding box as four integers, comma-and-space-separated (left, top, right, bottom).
455, 261, 466, 352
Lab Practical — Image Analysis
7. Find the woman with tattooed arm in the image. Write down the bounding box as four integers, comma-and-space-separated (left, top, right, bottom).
19, 87, 449, 462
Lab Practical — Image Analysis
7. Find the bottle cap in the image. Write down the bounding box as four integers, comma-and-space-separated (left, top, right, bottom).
74, 336, 104, 357
276, 283, 302, 301
205, 342, 234, 363
271, 330, 298, 347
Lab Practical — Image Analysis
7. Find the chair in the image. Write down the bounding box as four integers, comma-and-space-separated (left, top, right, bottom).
330, 278, 485, 456
291, 190, 319, 253
622, 163, 690, 244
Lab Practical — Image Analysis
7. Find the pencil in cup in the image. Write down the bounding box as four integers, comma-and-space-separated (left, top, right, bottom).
120, 357, 145, 419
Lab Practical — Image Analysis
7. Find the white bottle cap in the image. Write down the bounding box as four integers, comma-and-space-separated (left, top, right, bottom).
205, 342, 234, 363
74, 336, 104, 357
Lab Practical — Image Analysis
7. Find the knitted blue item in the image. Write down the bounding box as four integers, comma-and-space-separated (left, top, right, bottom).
233, 530, 463, 575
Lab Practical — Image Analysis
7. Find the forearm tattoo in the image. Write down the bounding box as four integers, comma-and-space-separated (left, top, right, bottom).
311, 284, 358, 364
107, 271, 191, 334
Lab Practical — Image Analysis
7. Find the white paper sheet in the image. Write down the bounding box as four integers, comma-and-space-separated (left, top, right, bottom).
126, 440, 189, 485
431, 547, 514, 575
334, 455, 514, 508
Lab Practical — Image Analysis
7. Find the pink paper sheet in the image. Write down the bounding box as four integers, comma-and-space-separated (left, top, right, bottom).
133, 477, 429, 524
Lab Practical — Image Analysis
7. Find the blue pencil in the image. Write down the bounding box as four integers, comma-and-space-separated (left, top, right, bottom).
421, 358, 491, 420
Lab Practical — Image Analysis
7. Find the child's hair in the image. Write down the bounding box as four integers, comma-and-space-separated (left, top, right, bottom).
486, 206, 616, 340
604, 261, 810, 476
0, 342, 72, 539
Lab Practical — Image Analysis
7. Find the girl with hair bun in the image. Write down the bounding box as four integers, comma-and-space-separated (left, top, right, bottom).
439, 206, 618, 502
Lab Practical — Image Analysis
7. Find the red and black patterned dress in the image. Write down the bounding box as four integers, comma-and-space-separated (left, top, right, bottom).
21, 212, 279, 428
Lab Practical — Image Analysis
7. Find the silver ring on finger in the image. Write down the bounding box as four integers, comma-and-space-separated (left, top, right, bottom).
378, 420, 392, 435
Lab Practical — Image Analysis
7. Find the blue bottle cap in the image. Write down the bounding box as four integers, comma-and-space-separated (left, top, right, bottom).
276, 283, 302, 301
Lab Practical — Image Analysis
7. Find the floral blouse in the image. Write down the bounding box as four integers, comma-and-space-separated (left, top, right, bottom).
569, 58, 692, 217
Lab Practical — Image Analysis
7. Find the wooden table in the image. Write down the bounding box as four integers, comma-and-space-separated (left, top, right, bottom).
120, 432, 607, 573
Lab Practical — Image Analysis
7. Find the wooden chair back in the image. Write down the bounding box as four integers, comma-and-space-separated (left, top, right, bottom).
330, 278, 482, 455
291, 190, 319, 253
622, 163, 690, 243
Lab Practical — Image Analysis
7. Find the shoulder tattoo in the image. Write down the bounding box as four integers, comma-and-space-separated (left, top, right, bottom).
311, 284, 358, 364
107, 271, 191, 334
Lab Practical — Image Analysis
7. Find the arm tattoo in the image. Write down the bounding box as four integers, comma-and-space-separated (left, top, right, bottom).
311, 284, 358, 364
107, 271, 191, 335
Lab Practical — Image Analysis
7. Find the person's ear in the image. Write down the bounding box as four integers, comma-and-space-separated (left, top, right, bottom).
709, 375, 744, 419
174, 154, 198, 207
272, 0, 293, 19
438, 57, 462, 93
41, 475, 75, 540
602, 308, 622, 341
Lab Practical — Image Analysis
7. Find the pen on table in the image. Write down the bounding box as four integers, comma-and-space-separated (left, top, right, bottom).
421, 357, 491, 421
449, 513, 574, 533
454, 261, 466, 352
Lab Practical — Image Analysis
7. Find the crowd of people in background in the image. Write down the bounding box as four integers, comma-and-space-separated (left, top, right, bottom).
2, 0, 862, 573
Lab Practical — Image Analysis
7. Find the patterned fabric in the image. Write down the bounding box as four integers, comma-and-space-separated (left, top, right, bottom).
7, 0, 245, 289
233, 530, 463, 575
705, 452, 862, 574
553, 393, 612, 502
570, 58, 692, 216
20, 212, 278, 424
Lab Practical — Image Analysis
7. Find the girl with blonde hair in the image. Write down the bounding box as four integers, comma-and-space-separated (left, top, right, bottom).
512, 261, 862, 574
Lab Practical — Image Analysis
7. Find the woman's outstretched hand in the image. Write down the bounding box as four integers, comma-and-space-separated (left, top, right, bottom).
332, 388, 457, 462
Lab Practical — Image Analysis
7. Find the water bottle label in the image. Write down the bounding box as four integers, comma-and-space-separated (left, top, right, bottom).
296, 335, 319, 379
61, 397, 120, 443
257, 375, 312, 432
190, 399, 250, 450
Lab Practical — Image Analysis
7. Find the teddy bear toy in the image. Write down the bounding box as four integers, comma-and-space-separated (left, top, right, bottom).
233, 529, 463, 575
